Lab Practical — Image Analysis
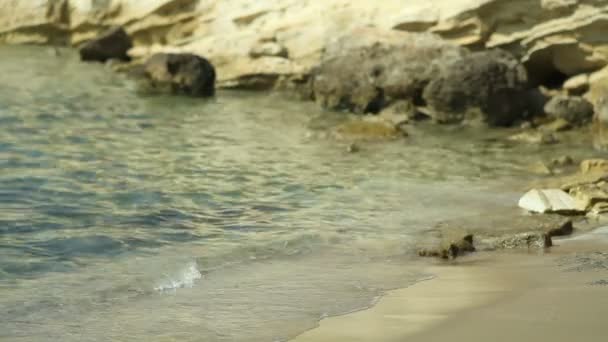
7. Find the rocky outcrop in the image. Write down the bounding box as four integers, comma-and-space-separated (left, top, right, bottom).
2, 0, 608, 102
394, 0, 608, 84
142, 53, 216, 97
1, 1, 608, 90
0, 0, 70, 44
310, 28, 466, 114
544, 95, 594, 125
79, 26, 132, 62
526, 159, 608, 219
422, 49, 530, 125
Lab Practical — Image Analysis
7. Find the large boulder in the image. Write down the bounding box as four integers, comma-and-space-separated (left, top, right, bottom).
544, 95, 594, 125
79, 26, 132, 63
310, 28, 466, 114
143, 53, 216, 97
422, 49, 530, 126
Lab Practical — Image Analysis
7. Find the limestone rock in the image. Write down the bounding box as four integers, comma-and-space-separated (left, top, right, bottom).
508, 131, 558, 145
216, 57, 306, 90
1, 0, 608, 86
249, 41, 288, 59
79, 26, 132, 63
563, 74, 589, 95
518, 188, 581, 214
0, 0, 70, 44
544, 95, 594, 125
143, 53, 215, 97
569, 182, 608, 211
422, 49, 530, 126
539, 118, 572, 132
580, 159, 608, 175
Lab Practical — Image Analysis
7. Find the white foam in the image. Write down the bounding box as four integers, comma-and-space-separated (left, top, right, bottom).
154, 261, 202, 293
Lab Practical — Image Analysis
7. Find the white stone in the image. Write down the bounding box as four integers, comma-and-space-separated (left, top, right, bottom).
518, 188, 580, 213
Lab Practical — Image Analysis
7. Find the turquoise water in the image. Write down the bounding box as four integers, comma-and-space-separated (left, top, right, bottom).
0, 45, 599, 341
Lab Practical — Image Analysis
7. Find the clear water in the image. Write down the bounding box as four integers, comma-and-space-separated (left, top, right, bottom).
0, 45, 601, 341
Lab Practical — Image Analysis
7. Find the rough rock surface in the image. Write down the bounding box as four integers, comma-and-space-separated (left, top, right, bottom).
143, 53, 216, 97
79, 26, 132, 62
544, 95, 594, 125
422, 49, 530, 126
310, 28, 465, 114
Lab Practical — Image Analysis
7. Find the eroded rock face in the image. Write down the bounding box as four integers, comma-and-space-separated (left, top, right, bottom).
423, 49, 530, 126
143, 53, 216, 97
79, 26, 132, 62
311, 28, 466, 114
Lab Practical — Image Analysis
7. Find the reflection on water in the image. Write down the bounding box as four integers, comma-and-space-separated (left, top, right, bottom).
0, 45, 601, 341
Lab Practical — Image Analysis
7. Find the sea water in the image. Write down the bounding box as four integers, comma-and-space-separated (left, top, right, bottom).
0, 45, 600, 341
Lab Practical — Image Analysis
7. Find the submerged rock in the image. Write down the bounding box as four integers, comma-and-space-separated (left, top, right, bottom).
551, 156, 575, 167
332, 119, 406, 141
508, 131, 558, 144
490, 232, 553, 249
593, 97, 608, 150
422, 49, 530, 126
418, 234, 476, 260
518, 188, 582, 214
79, 27, 132, 63
143, 53, 216, 97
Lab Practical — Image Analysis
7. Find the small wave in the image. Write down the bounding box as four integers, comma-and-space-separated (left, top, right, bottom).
154, 261, 202, 293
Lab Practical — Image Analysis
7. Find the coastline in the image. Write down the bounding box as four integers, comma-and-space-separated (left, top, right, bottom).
292, 233, 608, 342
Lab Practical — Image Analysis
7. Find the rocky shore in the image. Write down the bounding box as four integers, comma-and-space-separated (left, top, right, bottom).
2, 0, 608, 254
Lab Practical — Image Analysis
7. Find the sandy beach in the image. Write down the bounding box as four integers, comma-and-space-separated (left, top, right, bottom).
293, 229, 608, 342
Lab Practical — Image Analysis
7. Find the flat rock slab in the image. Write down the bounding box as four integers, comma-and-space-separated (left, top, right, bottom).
518, 188, 583, 213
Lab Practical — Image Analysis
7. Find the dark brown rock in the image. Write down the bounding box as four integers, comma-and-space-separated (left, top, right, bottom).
311, 28, 466, 114
143, 53, 216, 97
79, 26, 133, 63
422, 49, 530, 126
546, 220, 574, 238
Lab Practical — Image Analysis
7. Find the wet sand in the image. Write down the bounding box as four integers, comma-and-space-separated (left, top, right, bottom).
292, 231, 608, 342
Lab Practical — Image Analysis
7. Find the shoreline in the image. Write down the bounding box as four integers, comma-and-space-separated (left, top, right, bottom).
292, 233, 608, 342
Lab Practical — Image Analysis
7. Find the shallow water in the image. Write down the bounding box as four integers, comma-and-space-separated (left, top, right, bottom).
0, 45, 602, 341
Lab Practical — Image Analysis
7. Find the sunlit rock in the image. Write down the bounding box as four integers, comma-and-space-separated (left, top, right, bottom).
518, 188, 582, 213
